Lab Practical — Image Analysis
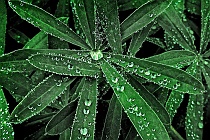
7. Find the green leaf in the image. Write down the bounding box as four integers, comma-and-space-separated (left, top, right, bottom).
59, 128, 71, 140
73, 0, 95, 49
121, 0, 171, 40
0, 87, 14, 140
165, 91, 184, 119
0, 0, 7, 55
186, 0, 201, 15
145, 50, 196, 68
105, 53, 205, 94
185, 65, 204, 140
8, 28, 30, 45
128, 75, 170, 127
128, 22, 153, 56
10, 74, 74, 124
28, 53, 101, 77
118, 0, 152, 11
97, 0, 122, 54
55, 0, 70, 17
125, 126, 141, 140
101, 94, 122, 140
158, 5, 196, 51
0, 72, 33, 102
200, 0, 210, 53
45, 102, 76, 135
70, 78, 98, 140
8, 0, 91, 50
146, 37, 166, 50
101, 59, 170, 140
24, 31, 48, 49
0, 60, 36, 73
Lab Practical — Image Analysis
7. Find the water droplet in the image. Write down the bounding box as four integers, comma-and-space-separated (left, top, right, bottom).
198, 122, 203, 128
116, 86, 125, 92
144, 70, 150, 76
83, 109, 90, 115
80, 128, 88, 135
84, 99, 92, 106
90, 50, 103, 60
112, 77, 118, 83
127, 62, 134, 67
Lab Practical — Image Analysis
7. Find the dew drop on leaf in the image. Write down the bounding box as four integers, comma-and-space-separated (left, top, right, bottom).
84, 99, 92, 106
111, 77, 118, 83
80, 128, 88, 135
116, 85, 125, 92
198, 122, 203, 129
83, 109, 90, 115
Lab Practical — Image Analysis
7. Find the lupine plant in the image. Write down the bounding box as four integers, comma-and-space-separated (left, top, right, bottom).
0, 0, 210, 139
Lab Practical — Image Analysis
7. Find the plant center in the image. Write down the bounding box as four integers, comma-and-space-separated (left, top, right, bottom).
90, 50, 103, 60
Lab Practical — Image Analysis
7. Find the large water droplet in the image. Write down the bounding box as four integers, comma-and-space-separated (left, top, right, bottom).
80, 128, 88, 135
83, 109, 90, 115
116, 86, 125, 92
84, 99, 92, 106
198, 122, 203, 128
127, 62, 134, 67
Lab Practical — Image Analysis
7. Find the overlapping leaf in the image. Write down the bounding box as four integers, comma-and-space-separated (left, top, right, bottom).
200, 0, 210, 53
101, 94, 122, 140
118, 0, 152, 11
8, 28, 30, 45
158, 5, 196, 51
28, 53, 101, 77
145, 50, 196, 68
97, 0, 122, 54
101, 59, 170, 140
70, 78, 98, 140
121, 0, 171, 40
73, 0, 95, 49
0, 88, 14, 140
105, 53, 205, 94
10, 74, 74, 123
8, 0, 90, 50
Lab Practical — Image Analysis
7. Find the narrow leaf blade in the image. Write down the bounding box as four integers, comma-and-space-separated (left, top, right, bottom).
121, 0, 171, 40
105, 53, 205, 94
0, 0, 7, 55
10, 75, 74, 123
28, 54, 101, 77
0, 88, 14, 140
70, 78, 98, 140
8, 0, 90, 50
101, 59, 170, 140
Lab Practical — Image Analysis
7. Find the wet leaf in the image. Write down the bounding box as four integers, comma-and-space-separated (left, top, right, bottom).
0, 0, 7, 55
45, 102, 76, 135
101, 94, 122, 140
105, 53, 205, 94
121, 0, 171, 40
28, 53, 101, 77
10, 74, 74, 123
200, 0, 210, 53
8, 28, 30, 45
118, 0, 152, 11
158, 5, 196, 51
101, 59, 170, 140
70, 78, 98, 140
0, 88, 14, 140
8, 0, 90, 50
73, 0, 95, 49
97, 0, 122, 54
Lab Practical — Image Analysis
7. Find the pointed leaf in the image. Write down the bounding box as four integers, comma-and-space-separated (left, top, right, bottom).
70, 78, 98, 140
97, 0, 122, 54
45, 102, 76, 135
121, 0, 171, 40
0, 88, 14, 140
200, 0, 210, 53
0, 0, 6, 55
128, 22, 153, 56
24, 31, 48, 49
158, 5, 196, 51
0, 72, 33, 101
105, 53, 205, 94
101, 94, 122, 140
118, 0, 152, 11
8, 0, 91, 50
128, 75, 170, 127
10, 75, 74, 123
186, 0, 201, 15
185, 65, 204, 140
8, 28, 30, 45
73, 0, 95, 48
145, 50, 196, 68
101, 59, 170, 140
28, 54, 101, 77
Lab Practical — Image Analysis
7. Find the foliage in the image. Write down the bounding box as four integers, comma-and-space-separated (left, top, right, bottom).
0, 0, 210, 139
